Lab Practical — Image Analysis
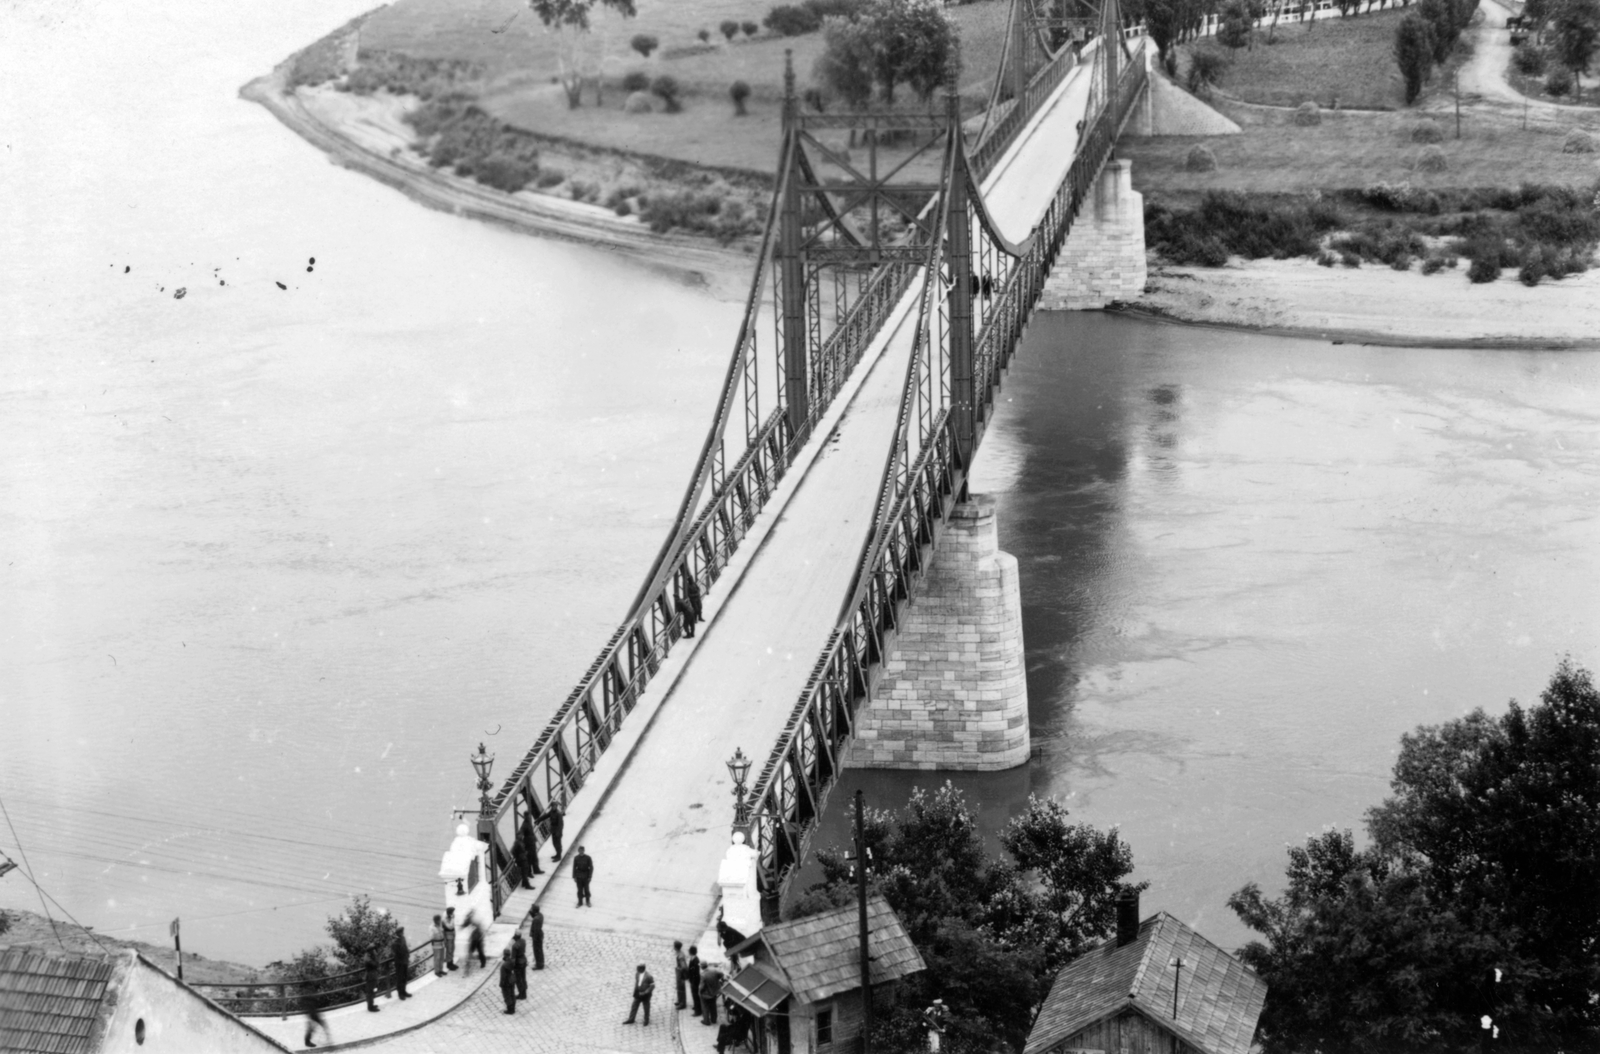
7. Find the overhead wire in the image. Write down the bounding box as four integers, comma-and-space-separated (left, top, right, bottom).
1, 789, 109, 955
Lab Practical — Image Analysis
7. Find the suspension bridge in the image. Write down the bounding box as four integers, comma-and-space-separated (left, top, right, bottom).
238, 0, 1154, 1046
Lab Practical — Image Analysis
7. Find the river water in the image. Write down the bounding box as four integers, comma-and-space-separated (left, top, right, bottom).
3, 2, 1598, 966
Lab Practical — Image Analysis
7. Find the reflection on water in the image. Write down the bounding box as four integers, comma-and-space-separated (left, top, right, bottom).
838, 313, 1600, 949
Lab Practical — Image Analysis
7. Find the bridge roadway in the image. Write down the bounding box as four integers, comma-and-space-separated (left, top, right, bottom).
258, 47, 1122, 1054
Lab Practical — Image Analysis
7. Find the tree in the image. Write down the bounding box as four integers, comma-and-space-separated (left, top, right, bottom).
1366, 658, 1600, 1042
999, 796, 1145, 974
697, 27, 711, 42
1394, 12, 1435, 102
650, 74, 682, 112
1552, 0, 1600, 97
742, 19, 761, 36
324, 895, 400, 971
730, 79, 752, 114
858, 0, 955, 104
630, 32, 659, 57
720, 19, 740, 39
1233, 660, 1600, 1052
529, 0, 639, 108
802, 784, 1141, 1054
814, 16, 877, 118
1187, 48, 1229, 93
1145, 0, 1191, 75
1217, 0, 1254, 48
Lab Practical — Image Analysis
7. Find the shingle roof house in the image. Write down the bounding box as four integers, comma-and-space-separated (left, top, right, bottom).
0, 947, 288, 1053
1025, 893, 1267, 1054
724, 895, 926, 1054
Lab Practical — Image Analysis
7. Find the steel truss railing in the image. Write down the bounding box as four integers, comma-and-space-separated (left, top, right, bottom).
746, 43, 1149, 915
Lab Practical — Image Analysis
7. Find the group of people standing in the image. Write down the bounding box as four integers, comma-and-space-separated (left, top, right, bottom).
497, 908, 545, 1014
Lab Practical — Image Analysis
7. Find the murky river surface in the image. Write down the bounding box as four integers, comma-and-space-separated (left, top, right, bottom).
4, 2, 1598, 965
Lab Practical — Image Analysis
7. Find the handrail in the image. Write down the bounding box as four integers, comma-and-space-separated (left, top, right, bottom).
192, 939, 435, 1017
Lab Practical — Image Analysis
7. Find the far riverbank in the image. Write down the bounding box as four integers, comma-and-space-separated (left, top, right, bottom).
244, 57, 1600, 345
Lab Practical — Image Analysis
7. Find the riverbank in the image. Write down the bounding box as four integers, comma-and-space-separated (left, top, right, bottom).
241, 63, 756, 299
1134, 255, 1600, 348
1, 909, 264, 984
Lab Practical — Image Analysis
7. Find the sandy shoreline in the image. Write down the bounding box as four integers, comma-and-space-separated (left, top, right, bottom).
243, 62, 1600, 346
241, 65, 757, 301
1136, 257, 1600, 349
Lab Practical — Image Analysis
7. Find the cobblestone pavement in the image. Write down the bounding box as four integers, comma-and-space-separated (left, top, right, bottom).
370, 923, 690, 1054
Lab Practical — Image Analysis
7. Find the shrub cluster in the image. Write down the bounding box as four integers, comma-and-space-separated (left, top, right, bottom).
288, 34, 351, 88
640, 189, 764, 242
406, 97, 541, 193
764, 0, 867, 35
1146, 191, 1344, 265
1514, 44, 1548, 76
621, 71, 651, 93
345, 51, 482, 99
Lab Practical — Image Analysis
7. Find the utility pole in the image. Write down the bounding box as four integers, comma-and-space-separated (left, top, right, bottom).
1455, 68, 1461, 139
854, 790, 873, 1054
170, 918, 184, 983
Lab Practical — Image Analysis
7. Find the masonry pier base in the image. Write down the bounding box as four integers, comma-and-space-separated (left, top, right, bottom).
1040, 158, 1146, 311
847, 495, 1029, 771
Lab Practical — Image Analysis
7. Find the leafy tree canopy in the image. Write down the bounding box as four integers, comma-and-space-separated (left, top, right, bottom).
324, 895, 400, 970
1232, 659, 1600, 1053
800, 783, 1140, 1054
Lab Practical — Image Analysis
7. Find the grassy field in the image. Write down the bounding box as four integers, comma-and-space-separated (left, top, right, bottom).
1176, 7, 1413, 110
358, 0, 1010, 174
1121, 95, 1600, 196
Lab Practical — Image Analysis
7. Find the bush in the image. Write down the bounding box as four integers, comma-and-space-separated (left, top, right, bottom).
568, 180, 601, 203
474, 155, 538, 193
1416, 145, 1448, 172
1467, 254, 1500, 282
1340, 249, 1362, 267
1293, 101, 1322, 126
1410, 119, 1443, 143
640, 187, 762, 242
1514, 44, 1547, 75
743, 20, 761, 36
1518, 243, 1549, 285
698, 27, 711, 42
1421, 255, 1445, 274
1562, 128, 1597, 153
730, 80, 752, 115
1188, 49, 1229, 94
651, 75, 682, 112
536, 169, 566, 188
1545, 68, 1573, 95
622, 71, 651, 93
721, 19, 740, 39
764, 4, 823, 35
631, 33, 659, 58
1184, 144, 1218, 172
1316, 250, 1337, 266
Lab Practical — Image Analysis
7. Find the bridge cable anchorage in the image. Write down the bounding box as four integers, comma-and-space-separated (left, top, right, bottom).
744, 29, 1150, 915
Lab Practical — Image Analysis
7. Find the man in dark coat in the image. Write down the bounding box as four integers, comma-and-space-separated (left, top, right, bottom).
674, 940, 689, 1009
528, 905, 546, 969
679, 572, 703, 638
498, 948, 518, 1014
699, 961, 724, 1025
362, 949, 381, 1012
545, 802, 565, 861
572, 845, 593, 907
520, 811, 544, 875
390, 926, 412, 1000
686, 945, 703, 1016
623, 963, 655, 1025
511, 930, 529, 1000
512, 837, 532, 890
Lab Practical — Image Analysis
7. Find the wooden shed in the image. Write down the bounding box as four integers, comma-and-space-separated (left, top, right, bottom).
1025, 897, 1267, 1054
723, 895, 926, 1054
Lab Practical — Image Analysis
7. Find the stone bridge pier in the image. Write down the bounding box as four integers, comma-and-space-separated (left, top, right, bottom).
1040, 158, 1147, 311
847, 494, 1029, 770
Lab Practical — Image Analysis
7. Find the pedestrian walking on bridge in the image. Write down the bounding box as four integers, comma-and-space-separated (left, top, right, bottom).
430, 915, 446, 977
572, 845, 594, 907
511, 930, 529, 1000
520, 810, 544, 876
303, 1003, 331, 1048
623, 963, 655, 1025
528, 905, 546, 969
545, 802, 565, 862
391, 925, 412, 1000
465, 909, 487, 970
674, 940, 689, 1009
679, 572, 703, 638
512, 836, 532, 890
499, 948, 518, 1014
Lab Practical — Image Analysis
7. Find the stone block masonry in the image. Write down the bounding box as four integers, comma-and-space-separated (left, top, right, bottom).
848, 495, 1029, 770
1040, 159, 1146, 311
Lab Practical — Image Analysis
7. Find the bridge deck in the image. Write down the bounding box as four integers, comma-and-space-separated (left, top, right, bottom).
312, 50, 1117, 1054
